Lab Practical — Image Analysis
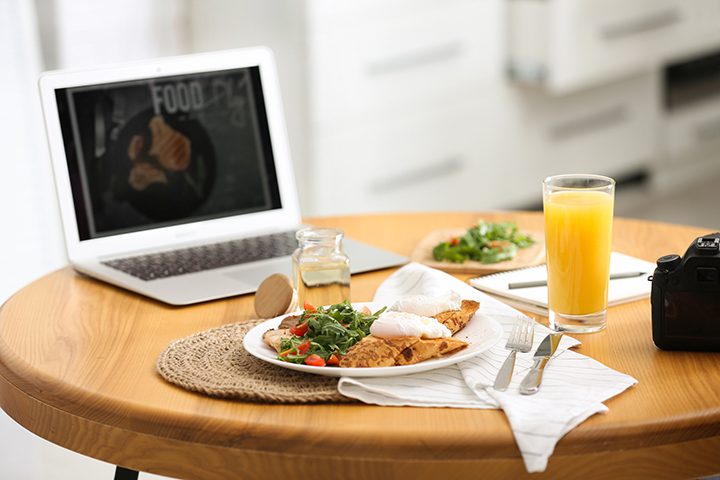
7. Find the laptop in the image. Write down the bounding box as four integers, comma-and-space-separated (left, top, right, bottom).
39, 47, 406, 305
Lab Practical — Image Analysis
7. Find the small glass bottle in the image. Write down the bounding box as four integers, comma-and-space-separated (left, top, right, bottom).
292, 227, 350, 307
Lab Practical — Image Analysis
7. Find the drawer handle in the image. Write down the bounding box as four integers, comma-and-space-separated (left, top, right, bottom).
695, 117, 720, 143
507, 62, 548, 85
602, 8, 681, 40
369, 156, 463, 193
366, 42, 464, 76
550, 105, 627, 141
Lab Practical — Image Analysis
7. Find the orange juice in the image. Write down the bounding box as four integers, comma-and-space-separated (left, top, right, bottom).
544, 190, 614, 316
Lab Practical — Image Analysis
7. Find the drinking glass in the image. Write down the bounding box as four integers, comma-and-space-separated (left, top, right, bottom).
543, 174, 615, 333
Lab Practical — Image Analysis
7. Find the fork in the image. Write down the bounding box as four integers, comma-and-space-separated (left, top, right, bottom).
493, 317, 535, 391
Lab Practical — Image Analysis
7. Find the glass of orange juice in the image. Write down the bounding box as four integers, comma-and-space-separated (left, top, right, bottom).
543, 174, 615, 333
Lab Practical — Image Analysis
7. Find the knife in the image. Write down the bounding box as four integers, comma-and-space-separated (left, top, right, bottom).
519, 333, 563, 395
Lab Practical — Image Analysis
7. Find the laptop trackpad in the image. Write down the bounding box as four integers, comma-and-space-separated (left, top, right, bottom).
221, 239, 407, 293
223, 258, 293, 289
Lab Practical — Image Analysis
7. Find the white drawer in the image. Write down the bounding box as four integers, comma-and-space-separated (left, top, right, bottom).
470, 75, 657, 207
307, 75, 657, 215
309, 101, 491, 215
508, 0, 696, 93
673, 0, 720, 59
307, 0, 498, 127
664, 97, 720, 164
688, 0, 720, 40
306, 0, 470, 30
551, 0, 691, 92
534, 76, 657, 177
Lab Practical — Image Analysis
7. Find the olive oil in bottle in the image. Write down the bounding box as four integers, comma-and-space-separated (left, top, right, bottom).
292, 228, 350, 307
296, 261, 351, 307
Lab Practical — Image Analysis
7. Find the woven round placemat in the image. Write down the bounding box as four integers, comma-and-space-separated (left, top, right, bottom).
156, 319, 353, 403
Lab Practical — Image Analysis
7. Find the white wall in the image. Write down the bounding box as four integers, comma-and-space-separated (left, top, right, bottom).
0, 0, 192, 307
0, 0, 66, 304
188, 0, 310, 212
50, 0, 189, 68
1, 3, 77, 477
0, 2, 188, 478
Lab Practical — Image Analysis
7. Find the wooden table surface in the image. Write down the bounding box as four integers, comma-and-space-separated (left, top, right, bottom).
1, 212, 719, 480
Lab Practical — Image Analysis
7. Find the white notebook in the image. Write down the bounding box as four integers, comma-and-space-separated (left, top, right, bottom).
469, 252, 655, 316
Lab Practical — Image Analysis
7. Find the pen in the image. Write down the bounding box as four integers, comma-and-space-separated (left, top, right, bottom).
508, 271, 648, 290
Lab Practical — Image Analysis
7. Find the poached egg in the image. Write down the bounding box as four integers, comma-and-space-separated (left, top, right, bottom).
390, 291, 462, 317
370, 311, 451, 339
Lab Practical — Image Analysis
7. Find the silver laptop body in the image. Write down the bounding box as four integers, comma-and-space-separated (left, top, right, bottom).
39, 48, 406, 305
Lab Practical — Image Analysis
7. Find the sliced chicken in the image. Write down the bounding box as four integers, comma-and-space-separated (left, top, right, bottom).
128, 162, 167, 191
148, 115, 191, 172
262, 315, 302, 351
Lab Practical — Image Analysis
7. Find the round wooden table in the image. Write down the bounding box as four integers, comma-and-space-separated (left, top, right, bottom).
1, 212, 719, 480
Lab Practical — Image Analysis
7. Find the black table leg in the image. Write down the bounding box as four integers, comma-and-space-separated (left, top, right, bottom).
114, 466, 139, 480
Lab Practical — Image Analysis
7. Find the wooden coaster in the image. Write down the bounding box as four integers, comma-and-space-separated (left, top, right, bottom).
254, 273, 297, 318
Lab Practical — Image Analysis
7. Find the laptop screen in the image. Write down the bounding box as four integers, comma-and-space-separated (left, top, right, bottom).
55, 66, 282, 240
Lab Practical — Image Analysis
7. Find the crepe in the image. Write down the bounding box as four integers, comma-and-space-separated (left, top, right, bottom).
395, 337, 469, 365
339, 300, 479, 368
338, 335, 467, 368
435, 299, 480, 335
337, 336, 419, 367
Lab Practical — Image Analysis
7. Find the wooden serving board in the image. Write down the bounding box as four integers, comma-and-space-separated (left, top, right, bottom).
410, 228, 546, 275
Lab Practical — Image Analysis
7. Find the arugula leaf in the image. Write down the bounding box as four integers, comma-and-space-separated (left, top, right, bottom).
277, 301, 386, 365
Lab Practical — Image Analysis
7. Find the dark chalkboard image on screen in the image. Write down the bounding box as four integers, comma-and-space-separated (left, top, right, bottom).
56, 67, 282, 240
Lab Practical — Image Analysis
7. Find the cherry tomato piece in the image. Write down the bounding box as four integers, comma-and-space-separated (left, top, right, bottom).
305, 354, 326, 367
297, 340, 311, 354
289, 321, 309, 337
327, 354, 340, 366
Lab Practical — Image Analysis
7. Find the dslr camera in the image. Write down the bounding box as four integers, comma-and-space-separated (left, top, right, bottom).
651, 232, 720, 351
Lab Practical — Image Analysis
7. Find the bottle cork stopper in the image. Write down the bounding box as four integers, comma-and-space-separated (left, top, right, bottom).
254, 273, 298, 318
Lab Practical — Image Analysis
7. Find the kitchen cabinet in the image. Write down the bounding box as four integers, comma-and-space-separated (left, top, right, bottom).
189, 0, 718, 215
307, 0, 496, 129
665, 98, 720, 164
309, 72, 657, 214
507, 0, 720, 94
306, 0, 657, 214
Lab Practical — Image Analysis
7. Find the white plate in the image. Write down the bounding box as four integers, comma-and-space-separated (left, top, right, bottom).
243, 302, 503, 377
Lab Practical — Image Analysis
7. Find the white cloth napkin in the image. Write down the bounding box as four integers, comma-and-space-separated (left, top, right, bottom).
337, 263, 638, 472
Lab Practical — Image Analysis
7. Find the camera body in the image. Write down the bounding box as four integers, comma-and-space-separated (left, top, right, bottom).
651, 232, 720, 351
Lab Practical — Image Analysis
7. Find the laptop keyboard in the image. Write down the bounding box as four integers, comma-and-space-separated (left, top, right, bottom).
101, 230, 298, 281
